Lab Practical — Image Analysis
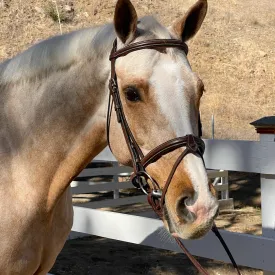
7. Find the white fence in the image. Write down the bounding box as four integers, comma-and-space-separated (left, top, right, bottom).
71, 162, 231, 210
70, 133, 275, 274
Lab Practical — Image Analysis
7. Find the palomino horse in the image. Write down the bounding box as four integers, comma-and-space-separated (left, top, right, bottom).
0, 0, 218, 273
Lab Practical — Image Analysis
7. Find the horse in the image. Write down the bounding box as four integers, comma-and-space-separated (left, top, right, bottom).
0, 0, 218, 273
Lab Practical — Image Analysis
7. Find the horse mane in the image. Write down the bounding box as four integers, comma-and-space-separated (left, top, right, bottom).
0, 16, 170, 85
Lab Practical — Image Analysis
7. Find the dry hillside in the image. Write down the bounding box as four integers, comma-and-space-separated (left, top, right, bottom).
0, 0, 274, 140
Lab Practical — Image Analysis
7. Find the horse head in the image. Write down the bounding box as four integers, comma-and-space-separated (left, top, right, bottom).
108, 0, 218, 240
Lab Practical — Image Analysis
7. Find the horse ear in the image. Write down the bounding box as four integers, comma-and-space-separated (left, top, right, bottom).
170, 0, 207, 42
114, 0, 138, 44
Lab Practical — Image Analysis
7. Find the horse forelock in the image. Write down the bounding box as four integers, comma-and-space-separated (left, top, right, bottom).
137, 16, 172, 39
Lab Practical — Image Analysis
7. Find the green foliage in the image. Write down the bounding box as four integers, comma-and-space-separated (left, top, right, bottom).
44, 2, 72, 23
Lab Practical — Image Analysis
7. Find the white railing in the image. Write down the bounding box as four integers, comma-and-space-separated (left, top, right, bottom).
71, 163, 231, 209
70, 132, 275, 274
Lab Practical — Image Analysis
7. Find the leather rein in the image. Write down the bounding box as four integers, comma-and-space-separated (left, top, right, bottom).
107, 38, 241, 275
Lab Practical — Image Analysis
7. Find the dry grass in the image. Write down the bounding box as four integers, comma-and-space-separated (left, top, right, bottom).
0, 0, 274, 140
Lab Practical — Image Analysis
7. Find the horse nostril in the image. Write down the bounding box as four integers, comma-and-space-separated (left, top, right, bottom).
184, 192, 198, 206
176, 196, 197, 223
185, 197, 195, 207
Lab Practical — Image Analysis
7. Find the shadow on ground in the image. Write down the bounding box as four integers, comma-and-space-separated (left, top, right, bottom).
50, 235, 261, 275
228, 172, 261, 208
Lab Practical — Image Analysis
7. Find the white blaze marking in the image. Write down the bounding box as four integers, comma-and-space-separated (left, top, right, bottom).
150, 57, 218, 213
150, 58, 193, 137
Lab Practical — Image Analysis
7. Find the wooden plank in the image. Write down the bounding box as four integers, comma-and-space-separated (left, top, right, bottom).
77, 167, 227, 180
71, 181, 227, 195
72, 207, 275, 272
71, 181, 132, 194
221, 174, 229, 199
77, 166, 133, 178
71, 179, 227, 193
204, 139, 275, 175
92, 139, 275, 175
204, 139, 261, 173
207, 170, 228, 178
78, 195, 147, 209
113, 162, 121, 199
93, 147, 116, 162
261, 174, 275, 239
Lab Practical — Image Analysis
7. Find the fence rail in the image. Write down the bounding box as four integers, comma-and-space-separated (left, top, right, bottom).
71, 163, 231, 209
72, 207, 275, 273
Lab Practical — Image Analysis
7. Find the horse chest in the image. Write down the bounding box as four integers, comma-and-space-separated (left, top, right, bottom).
0, 184, 73, 274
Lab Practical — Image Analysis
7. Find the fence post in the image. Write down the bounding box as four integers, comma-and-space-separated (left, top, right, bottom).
112, 162, 120, 199
251, 117, 275, 275
220, 170, 229, 200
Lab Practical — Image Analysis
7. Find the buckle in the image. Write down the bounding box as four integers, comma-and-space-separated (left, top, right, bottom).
151, 189, 162, 199
131, 174, 150, 195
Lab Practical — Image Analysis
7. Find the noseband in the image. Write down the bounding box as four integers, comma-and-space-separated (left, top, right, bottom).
107, 38, 241, 275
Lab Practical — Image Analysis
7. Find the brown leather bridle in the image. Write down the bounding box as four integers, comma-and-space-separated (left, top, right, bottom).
107, 38, 241, 275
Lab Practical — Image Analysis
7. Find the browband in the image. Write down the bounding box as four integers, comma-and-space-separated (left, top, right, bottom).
109, 39, 188, 60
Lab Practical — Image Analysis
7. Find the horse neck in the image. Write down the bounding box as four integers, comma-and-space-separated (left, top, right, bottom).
1, 26, 115, 209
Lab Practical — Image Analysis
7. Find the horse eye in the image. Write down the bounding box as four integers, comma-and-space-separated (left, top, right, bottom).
125, 86, 141, 102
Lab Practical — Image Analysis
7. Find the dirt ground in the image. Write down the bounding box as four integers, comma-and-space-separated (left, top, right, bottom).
50, 172, 262, 275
